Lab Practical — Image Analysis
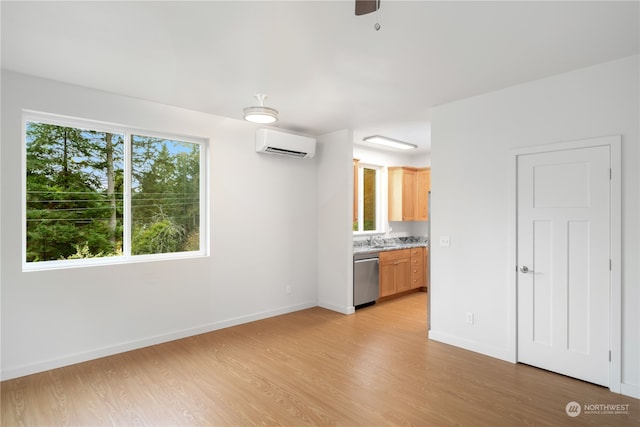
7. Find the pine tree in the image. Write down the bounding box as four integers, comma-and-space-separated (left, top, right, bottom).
25, 122, 124, 261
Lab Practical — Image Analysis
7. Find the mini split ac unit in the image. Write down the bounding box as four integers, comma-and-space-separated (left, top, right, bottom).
255, 128, 316, 159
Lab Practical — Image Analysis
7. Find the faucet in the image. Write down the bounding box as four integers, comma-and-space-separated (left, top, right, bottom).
371, 235, 384, 247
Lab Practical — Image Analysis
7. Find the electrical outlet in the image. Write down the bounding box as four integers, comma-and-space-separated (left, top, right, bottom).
466, 312, 474, 325
440, 236, 450, 247
285, 286, 292, 295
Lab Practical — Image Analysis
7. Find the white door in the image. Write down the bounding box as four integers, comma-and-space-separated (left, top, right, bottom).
517, 145, 610, 387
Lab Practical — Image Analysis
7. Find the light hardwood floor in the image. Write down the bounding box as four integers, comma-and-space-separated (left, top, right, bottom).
2, 292, 638, 426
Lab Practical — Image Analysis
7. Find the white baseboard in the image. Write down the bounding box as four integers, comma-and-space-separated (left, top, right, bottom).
428, 330, 513, 363
1, 301, 317, 381
620, 383, 640, 399
318, 301, 355, 315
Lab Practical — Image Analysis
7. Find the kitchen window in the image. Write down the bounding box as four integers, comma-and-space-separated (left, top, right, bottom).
23, 112, 207, 270
353, 163, 382, 234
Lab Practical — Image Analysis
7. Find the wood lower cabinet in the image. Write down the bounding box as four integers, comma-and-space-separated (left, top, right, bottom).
410, 247, 426, 289
379, 249, 411, 297
379, 247, 428, 300
396, 257, 412, 293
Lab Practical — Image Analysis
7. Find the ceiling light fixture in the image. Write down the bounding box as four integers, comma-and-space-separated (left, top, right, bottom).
363, 135, 417, 150
243, 93, 279, 124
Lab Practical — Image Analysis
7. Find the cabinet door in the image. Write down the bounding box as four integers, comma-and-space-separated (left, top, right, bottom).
387, 168, 404, 221
395, 258, 412, 292
388, 167, 419, 221
402, 169, 416, 221
379, 260, 396, 297
417, 168, 430, 221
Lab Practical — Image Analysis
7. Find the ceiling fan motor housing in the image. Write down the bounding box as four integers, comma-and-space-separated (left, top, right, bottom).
355, 0, 380, 16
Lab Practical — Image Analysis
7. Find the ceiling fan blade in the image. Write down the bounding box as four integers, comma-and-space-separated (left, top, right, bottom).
355, 0, 379, 16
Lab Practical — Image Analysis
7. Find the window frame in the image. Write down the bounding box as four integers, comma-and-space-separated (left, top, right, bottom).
353, 162, 383, 235
22, 110, 209, 271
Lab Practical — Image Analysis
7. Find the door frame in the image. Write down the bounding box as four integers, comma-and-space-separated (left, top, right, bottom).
507, 135, 622, 392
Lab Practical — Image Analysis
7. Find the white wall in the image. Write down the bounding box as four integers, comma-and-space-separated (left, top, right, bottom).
317, 130, 354, 314
0, 71, 319, 379
429, 55, 639, 397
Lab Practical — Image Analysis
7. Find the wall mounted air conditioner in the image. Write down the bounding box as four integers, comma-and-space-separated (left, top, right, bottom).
255, 128, 316, 159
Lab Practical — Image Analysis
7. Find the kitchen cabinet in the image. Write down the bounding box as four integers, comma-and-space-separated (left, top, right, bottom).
379, 249, 411, 297
417, 168, 431, 221
410, 247, 426, 289
388, 167, 430, 221
379, 247, 428, 300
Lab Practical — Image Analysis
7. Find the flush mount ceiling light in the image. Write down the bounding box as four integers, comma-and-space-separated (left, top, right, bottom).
243, 93, 279, 124
363, 135, 417, 150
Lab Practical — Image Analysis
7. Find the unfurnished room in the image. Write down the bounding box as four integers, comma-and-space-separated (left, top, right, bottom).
1, 1, 638, 425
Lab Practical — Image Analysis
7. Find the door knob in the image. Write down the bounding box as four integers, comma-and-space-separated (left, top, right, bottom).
520, 266, 533, 273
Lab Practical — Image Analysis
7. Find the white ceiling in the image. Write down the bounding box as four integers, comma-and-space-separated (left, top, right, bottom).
2, 1, 638, 153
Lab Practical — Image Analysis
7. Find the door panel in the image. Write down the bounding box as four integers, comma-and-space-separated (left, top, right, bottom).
517, 145, 610, 387
532, 220, 553, 345
533, 161, 590, 208
568, 220, 590, 354
396, 258, 412, 292
379, 261, 396, 297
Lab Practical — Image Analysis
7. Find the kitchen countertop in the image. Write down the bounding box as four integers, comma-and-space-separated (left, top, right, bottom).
353, 237, 429, 255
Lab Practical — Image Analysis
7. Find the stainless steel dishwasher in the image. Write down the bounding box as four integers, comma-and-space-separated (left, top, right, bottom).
353, 252, 379, 309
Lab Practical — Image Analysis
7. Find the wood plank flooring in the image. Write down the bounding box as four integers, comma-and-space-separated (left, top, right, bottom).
2, 292, 638, 426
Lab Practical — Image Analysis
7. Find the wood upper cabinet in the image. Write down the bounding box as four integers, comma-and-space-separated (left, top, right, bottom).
379, 249, 411, 297
388, 167, 430, 222
417, 168, 431, 221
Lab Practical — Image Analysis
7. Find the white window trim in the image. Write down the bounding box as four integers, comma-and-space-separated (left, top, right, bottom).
22, 110, 209, 271
353, 162, 383, 235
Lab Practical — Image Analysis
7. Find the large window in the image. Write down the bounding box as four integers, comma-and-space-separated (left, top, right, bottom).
23, 112, 206, 269
353, 163, 382, 233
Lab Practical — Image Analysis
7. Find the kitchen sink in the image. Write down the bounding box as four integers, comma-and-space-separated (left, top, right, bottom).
363, 236, 405, 251
374, 244, 401, 249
